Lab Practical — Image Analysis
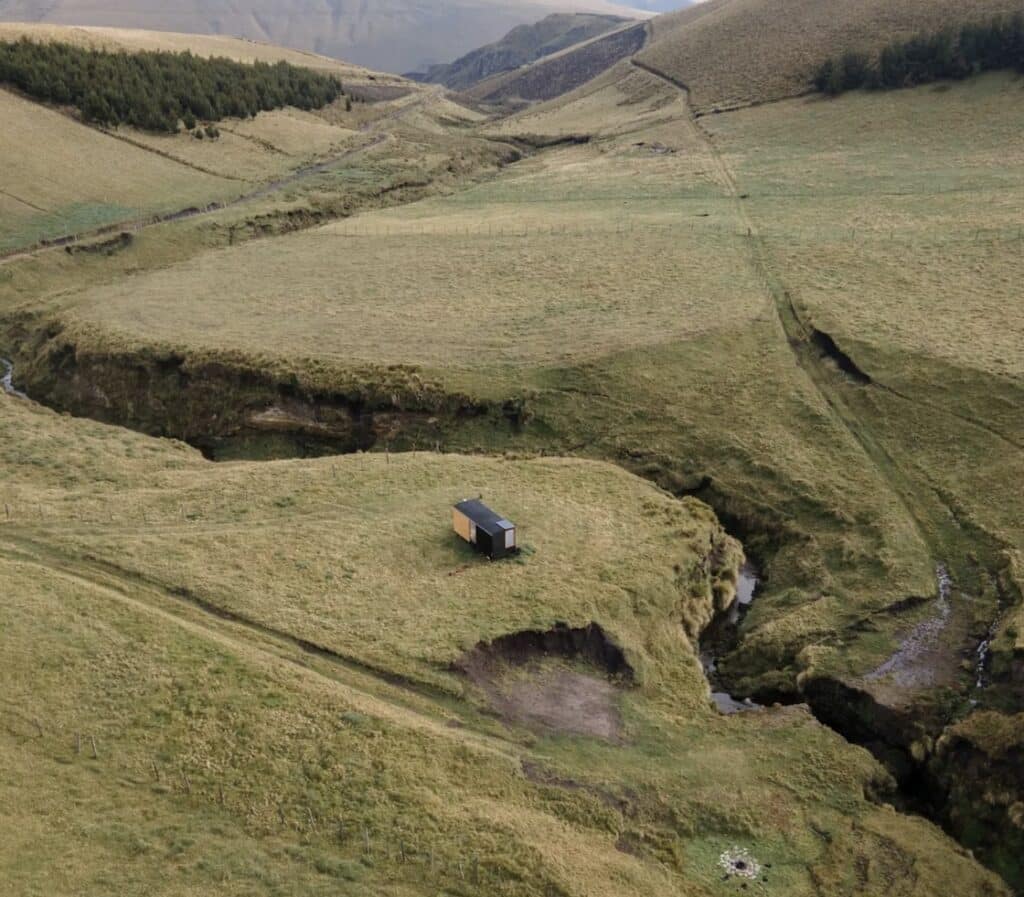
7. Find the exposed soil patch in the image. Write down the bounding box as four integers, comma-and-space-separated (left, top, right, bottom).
456, 624, 632, 741
810, 328, 872, 385
865, 563, 954, 690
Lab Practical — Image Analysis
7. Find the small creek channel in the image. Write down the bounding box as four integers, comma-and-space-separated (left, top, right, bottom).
701, 562, 763, 714
1, 357, 27, 399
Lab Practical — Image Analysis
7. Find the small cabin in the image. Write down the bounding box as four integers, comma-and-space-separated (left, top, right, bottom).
452, 499, 517, 559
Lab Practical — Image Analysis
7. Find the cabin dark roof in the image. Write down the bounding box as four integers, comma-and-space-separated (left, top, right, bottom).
454, 499, 514, 536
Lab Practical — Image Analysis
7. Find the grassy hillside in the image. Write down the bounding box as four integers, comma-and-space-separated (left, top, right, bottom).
8, 53, 1019, 741
636, 0, 1024, 113
1, 10, 1023, 896
0, 23, 512, 258
409, 13, 628, 89
3, 60, 942, 674
0, 0, 648, 73
0, 22, 405, 88
0, 389, 1011, 897
704, 71, 1024, 687
0, 87, 241, 251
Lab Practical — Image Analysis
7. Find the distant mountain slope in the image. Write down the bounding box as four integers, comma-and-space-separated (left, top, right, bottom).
408, 13, 628, 90
619, 0, 689, 9
0, 0, 649, 73
636, 0, 1024, 114
465, 20, 648, 105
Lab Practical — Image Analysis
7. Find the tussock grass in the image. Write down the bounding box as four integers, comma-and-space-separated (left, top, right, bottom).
708, 74, 1024, 386
54, 73, 746, 373
7, 63, 946, 686
0, 396, 741, 695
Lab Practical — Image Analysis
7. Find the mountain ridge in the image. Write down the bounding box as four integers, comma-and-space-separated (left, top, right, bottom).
0, 0, 651, 73
406, 12, 630, 90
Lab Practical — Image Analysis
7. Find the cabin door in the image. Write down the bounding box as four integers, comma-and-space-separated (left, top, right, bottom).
476, 529, 494, 557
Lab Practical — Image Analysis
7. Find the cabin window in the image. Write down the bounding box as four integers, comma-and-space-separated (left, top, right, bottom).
505, 529, 515, 550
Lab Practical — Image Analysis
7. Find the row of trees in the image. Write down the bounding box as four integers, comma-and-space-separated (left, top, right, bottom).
815, 15, 1024, 95
0, 38, 345, 132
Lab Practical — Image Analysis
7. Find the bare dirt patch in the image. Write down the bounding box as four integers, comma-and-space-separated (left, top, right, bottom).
456, 624, 632, 741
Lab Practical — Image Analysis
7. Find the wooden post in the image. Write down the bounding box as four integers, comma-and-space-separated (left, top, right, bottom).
90, 736, 98, 759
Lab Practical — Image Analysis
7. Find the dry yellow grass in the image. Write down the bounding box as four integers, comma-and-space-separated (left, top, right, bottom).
707, 73, 1024, 384
121, 108, 362, 182
59, 78, 757, 375
638, 0, 1024, 114
481, 60, 680, 140
0, 87, 240, 250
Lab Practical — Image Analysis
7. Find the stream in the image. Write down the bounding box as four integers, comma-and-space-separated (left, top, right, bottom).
701, 562, 763, 714
1, 357, 27, 399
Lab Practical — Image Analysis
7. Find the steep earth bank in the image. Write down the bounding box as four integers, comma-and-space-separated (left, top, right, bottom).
3, 320, 527, 459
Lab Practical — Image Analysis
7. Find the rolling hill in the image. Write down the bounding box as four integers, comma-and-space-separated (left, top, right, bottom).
2, 7, 1024, 897
0, 0, 649, 73
637, 0, 1024, 113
